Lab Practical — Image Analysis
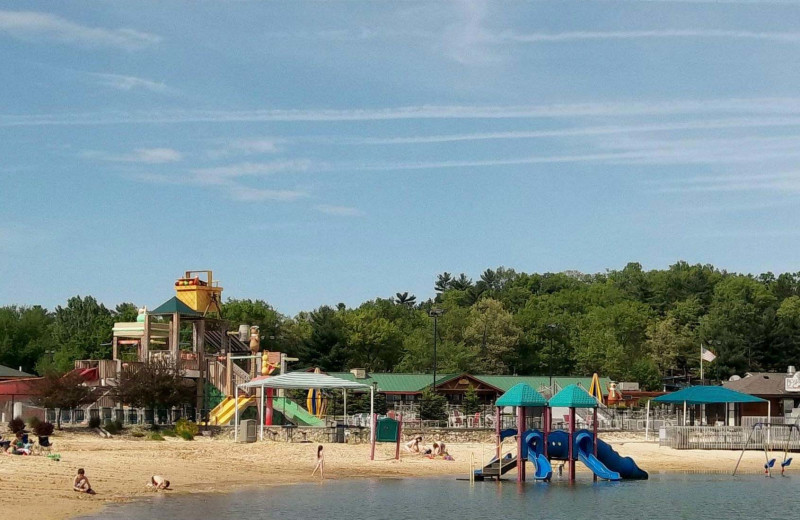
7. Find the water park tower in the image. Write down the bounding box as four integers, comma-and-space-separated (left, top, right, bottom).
174, 270, 223, 316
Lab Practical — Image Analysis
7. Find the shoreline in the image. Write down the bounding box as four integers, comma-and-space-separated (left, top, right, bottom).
0, 431, 780, 520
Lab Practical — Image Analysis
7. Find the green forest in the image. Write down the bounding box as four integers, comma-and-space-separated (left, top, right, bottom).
3, 262, 800, 390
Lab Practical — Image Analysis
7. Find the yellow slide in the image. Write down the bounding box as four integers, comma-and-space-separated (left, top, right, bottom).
208, 395, 254, 426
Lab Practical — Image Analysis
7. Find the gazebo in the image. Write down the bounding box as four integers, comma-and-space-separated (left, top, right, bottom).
549, 384, 600, 482
495, 383, 548, 482
236, 372, 373, 442
648, 386, 767, 437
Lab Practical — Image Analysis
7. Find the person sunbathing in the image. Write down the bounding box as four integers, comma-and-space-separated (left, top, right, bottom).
432, 442, 447, 456
73, 468, 95, 494
148, 475, 171, 490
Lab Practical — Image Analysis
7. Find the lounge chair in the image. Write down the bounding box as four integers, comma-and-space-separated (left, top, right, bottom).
35, 436, 53, 455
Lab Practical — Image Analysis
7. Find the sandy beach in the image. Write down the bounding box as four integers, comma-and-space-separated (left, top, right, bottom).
0, 430, 778, 520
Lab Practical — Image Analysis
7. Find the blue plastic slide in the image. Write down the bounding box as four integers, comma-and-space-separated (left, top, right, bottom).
546, 430, 648, 480
523, 430, 553, 480
533, 453, 553, 480
574, 432, 621, 481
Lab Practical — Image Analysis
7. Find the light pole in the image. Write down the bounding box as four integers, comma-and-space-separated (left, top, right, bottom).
546, 324, 557, 391
429, 309, 444, 392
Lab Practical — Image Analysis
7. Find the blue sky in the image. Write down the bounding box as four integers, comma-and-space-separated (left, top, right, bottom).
2, 1, 800, 315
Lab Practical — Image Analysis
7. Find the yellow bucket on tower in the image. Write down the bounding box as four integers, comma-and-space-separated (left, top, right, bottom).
175, 270, 223, 314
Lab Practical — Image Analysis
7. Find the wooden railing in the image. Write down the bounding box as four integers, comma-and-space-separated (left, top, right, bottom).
179, 352, 199, 371
207, 360, 228, 394
74, 359, 118, 381
231, 362, 251, 395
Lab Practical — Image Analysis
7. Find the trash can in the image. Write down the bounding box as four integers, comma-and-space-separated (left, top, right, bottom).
334, 424, 346, 443
238, 419, 257, 443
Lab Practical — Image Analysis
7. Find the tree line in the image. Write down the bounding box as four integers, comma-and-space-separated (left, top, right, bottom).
3, 262, 800, 390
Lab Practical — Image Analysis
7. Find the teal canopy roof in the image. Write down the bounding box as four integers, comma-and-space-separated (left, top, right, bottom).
151, 297, 201, 317
548, 384, 599, 408
652, 386, 766, 405
496, 383, 548, 407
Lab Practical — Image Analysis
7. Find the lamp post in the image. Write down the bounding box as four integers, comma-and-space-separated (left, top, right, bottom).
547, 323, 557, 392
429, 309, 444, 392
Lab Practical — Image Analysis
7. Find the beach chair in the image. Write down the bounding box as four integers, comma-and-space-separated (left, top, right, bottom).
449, 410, 464, 428
35, 436, 53, 456
468, 412, 481, 428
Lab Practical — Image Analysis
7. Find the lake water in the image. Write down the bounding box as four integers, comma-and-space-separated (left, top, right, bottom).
78, 473, 798, 520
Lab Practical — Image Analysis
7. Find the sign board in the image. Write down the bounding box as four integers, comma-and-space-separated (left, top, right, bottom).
785, 377, 800, 392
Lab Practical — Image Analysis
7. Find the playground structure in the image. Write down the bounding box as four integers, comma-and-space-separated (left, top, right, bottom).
75, 270, 327, 428
473, 380, 648, 483
733, 420, 799, 476
235, 371, 374, 442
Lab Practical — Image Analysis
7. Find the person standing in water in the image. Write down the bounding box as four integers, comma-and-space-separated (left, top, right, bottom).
311, 445, 324, 479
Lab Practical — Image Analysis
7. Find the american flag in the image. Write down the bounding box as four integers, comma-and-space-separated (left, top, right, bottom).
701, 346, 716, 362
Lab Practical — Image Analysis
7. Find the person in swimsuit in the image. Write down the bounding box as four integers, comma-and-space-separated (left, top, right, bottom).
311, 445, 324, 479
73, 468, 95, 494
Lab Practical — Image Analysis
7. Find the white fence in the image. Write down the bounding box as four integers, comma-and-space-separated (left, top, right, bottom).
660, 425, 800, 450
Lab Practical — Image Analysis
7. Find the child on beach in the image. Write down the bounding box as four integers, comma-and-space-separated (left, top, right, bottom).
311, 445, 324, 479
404, 436, 423, 453
148, 475, 171, 490
73, 468, 95, 494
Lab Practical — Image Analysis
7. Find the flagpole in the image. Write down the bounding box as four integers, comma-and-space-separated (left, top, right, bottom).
700, 344, 704, 384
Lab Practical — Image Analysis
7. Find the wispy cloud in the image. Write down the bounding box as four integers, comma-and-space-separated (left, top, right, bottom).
489, 29, 800, 43
315, 205, 365, 217
207, 138, 282, 158
85, 148, 183, 164
190, 160, 312, 184
0, 11, 161, 50
350, 117, 800, 145
226, 186, 308, 202
653, 172, 800, 193
7, 97, 800, 127
90, 73, 172, 93
133, 159, 312, 204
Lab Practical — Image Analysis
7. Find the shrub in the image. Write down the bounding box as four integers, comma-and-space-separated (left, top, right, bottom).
34, 422, 55, 437
179, 430, 194, 441
8, 417, 25, 434
161, 428, 177, 437
175, 418, 199, 438
419, 389, 448, 422
27, 416, 42, 430
88, 416, 101, 429
130, 431, 145, 438
104, 420, 122, 435
148, 432, 165, 441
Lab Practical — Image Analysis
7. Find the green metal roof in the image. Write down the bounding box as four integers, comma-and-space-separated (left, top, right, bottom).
474, 375, 610, 395
325, 372, 608, 395
652, 385, 766, 405
495, 383, 548, 407
549, 384, 599, 408
151, 297, 201, 317
0, 365, 32, 378
327, 372, 456, 393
